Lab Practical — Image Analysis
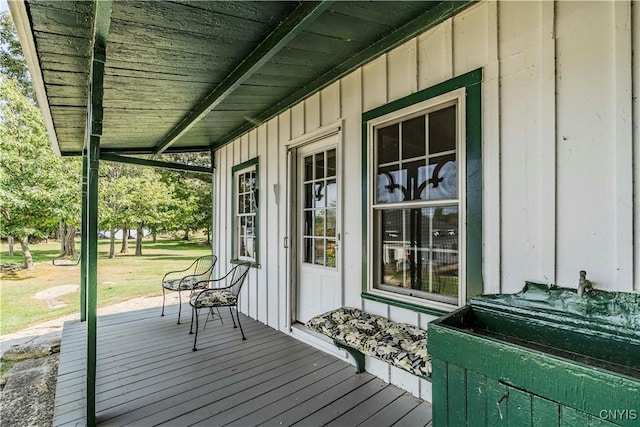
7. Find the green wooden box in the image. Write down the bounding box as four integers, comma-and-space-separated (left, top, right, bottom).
428, 283, 640, 427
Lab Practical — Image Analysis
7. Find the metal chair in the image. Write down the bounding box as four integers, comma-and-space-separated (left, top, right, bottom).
189, 262, 251, 351
161, 254, 217, 324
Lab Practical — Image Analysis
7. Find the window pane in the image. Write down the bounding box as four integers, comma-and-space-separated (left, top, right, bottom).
304, 210, 313, 237
429, 105, 456, 153
377, 165, 404, 203
399, 160, 426, 202
376, 207, 458, 301
402, 116, 426, 160
315, 152, 325, 179
426, 154, 456, 200
305, 155, 313, 181
326, 240, 337, 268
326, 209, 336, 237
238, 194, 244, 214
377, 124, 399, 164
304, 183, 313, 209
303, 238, 313, 263
313, 183, 324, 208
314, 210, 325, 237
326, 179, 336, 207
239, 174, 246, 193
244, 193, 252, 213
314, 239, 325, 265
327, 149, 336, 178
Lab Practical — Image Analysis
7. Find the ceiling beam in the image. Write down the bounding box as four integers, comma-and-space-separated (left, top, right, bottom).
100, 153, 213, 174
153, 0, 333, 155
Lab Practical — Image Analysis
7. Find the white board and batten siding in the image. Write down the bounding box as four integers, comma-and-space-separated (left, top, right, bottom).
212, 0, 640, 400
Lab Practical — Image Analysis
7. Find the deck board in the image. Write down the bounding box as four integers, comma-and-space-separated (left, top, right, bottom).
54, 305, 432, 426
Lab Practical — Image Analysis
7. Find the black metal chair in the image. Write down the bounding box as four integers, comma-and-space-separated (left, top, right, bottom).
161, 254, 217, 324
189, 262, 251, 351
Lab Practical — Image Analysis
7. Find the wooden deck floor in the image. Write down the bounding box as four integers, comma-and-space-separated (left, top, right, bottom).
53, 305, 432, 427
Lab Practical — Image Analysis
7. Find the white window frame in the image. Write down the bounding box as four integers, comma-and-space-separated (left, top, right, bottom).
232, 159, 259, 264
366, 88, 467, 312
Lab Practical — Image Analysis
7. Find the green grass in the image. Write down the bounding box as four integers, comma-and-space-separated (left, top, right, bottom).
0, 236, 211, 335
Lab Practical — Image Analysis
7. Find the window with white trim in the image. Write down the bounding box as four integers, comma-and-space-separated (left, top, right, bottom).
232, 158, 259, 263
363, 70, 482, 312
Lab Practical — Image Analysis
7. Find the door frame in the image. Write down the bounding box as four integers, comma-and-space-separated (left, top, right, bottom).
285, 121, 343, 329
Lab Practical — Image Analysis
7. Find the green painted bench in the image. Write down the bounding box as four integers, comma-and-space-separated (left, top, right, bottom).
306, 307, 431, 380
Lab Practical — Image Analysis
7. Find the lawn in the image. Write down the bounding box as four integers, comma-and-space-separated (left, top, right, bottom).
0, 236, 211, 335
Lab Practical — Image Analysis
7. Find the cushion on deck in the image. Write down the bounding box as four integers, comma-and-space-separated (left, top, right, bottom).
190, 289, 237, 308
306, 307, 431, 378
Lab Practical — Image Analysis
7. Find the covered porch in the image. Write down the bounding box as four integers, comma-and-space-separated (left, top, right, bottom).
53, 305, 431, 426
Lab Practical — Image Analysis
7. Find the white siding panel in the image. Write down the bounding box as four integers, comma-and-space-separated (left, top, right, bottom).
498, 1, 550, 291
417, 20, 453, 90
613, 1, 633, 291
305, 93, 321, 133
257, 125, 268, 324
453, 3, 488, 76
389, 305, 418, 326
387, 38, 418, 102
278, 111, 291, 330
482, 0, 501, 293
340, 70, 364, 310
291, 102, 305, 139
266, 118, 280, 328
556, 1, 617, 289
321, 81, 341, 126
362, 55, 387, 112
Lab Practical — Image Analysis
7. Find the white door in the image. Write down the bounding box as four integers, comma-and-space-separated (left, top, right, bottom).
296, 136, 341, 323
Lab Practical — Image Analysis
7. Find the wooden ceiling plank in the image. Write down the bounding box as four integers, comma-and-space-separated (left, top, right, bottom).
154, 0, 334, 154
213, 0, 474, 148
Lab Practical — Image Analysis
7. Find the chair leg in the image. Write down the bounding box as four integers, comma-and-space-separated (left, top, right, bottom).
217, 307, 223, 325
177, 291, 182, 324
161, 286, 166, 316
229, 307, 237, 328
189, 306, 195, 334
192, 308, 199, 351
234, 308, 246, 340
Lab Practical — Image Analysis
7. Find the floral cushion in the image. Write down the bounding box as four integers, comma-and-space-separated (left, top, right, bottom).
364, 323, 431, 377
163, 277, 199, 291
306, 307, 390, 348
306, 307, 431, 378
190, 289, 237, 308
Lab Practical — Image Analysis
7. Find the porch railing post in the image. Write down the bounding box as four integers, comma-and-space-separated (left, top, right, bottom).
85, 41, 106, 427
80, 150, 88, 322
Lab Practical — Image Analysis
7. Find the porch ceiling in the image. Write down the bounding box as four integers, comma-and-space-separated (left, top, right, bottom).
13, 0, 474, 156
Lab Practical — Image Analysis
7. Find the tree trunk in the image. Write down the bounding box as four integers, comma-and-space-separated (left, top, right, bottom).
152, 233, 157, 244
8, 236, 14, 257
19, 236, 34, 270
120, 227, 129, 254
59, 222, 77, 257
183, 230, 189, 241
135, 222, 144, 256
109, 227, 116, 258
206, 227, 211, 245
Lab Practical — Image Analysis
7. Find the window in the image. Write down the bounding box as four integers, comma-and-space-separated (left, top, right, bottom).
362, 69, 482, 313
232, 158, 259, 264
302, 148, 338, 268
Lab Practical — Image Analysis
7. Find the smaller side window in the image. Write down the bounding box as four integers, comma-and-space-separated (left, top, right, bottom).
232, 158, 259, 264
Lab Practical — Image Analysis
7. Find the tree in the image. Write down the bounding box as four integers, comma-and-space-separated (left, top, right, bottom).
0, 12, 80, 268
157, 152, 212, 242
99, 162, 176, 256
1, 12, 32, 99
0, 77, 79, 268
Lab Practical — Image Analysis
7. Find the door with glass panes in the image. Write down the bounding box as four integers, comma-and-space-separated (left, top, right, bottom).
296, 136, 340, 323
